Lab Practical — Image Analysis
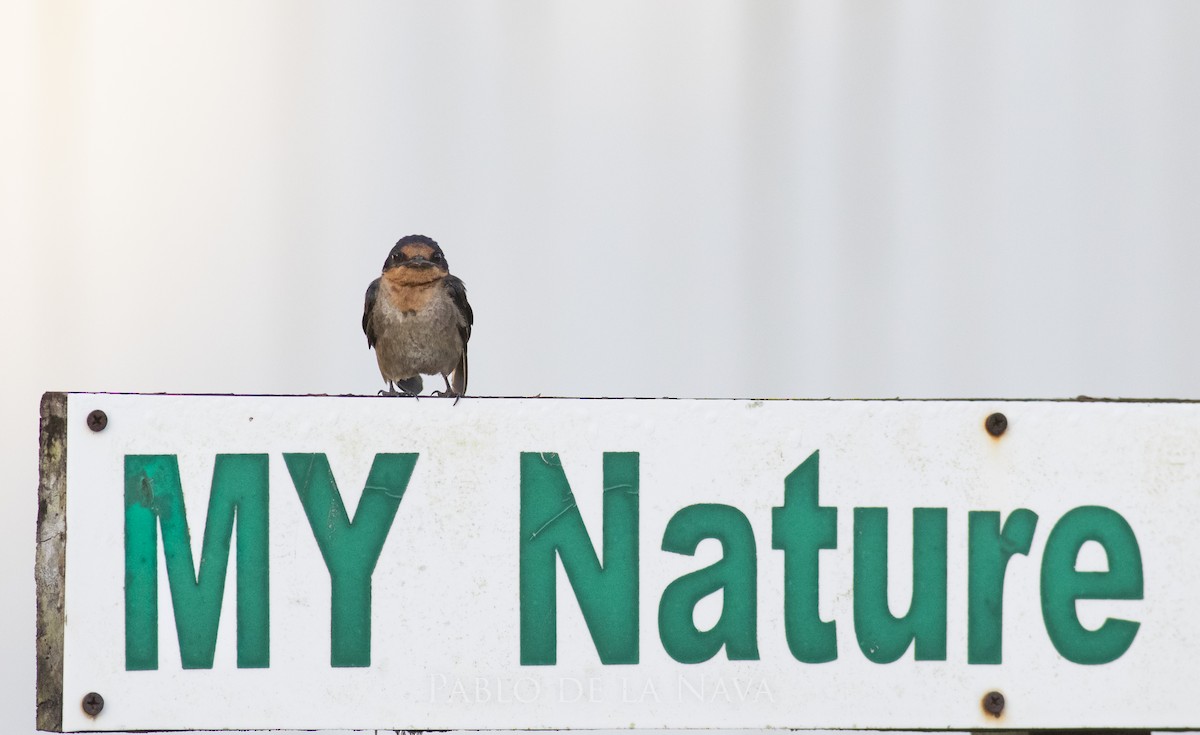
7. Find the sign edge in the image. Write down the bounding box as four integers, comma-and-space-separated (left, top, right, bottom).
36, 391, 66, 732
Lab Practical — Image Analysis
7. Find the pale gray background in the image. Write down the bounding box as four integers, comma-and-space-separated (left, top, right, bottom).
3, 1, 1200, 733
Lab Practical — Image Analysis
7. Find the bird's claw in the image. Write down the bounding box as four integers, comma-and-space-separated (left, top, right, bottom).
432, 390, 463, 405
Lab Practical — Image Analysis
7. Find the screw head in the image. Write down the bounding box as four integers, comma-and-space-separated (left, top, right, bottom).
982, 690, 1005, 717
985, 412, 1007, 438
82, 691, 104, 716
86, 409, 108, 432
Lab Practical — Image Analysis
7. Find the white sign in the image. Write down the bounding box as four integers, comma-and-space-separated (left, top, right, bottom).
41, 394, 1200, 731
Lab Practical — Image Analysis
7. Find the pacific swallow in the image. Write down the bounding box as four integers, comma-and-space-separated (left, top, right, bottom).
362, 234, 473, 398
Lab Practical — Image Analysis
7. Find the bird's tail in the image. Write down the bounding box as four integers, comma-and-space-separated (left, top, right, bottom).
451, 350, 468, 397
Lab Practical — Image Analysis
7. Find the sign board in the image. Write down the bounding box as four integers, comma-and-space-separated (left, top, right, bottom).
35, 392, 1200, 731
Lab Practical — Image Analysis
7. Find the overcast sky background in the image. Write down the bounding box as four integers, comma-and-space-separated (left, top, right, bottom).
4, 2, 1200, 733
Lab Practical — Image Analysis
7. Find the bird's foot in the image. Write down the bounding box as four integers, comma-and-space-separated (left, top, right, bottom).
432, 373, 463, 404
432, 389, 464, 405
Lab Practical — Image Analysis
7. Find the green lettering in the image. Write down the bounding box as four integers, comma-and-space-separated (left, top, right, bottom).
519, 452, 639, 665
771, 451, 837, 663
124, 454, 269, 670
968, 509, 1037, 663
659, 504, 759, 663
853, 507, 947, 663
1041, 505, 1143, 664
283, 453, 415, 667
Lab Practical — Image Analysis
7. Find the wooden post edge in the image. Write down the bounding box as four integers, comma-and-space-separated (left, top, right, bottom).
36, 392, 67, 732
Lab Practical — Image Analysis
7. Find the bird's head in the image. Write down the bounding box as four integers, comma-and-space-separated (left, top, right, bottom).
383, 234, 449, 275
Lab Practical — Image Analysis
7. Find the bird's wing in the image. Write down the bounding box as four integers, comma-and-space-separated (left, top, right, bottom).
444, 275, 473, 394
363, 277, 381, 348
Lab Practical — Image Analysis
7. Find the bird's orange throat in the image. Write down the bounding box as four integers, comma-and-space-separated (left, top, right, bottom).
382, 267, 445, 312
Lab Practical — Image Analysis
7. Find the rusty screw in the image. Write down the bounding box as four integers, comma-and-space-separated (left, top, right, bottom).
82, 691, 104, 717
86, 409, 108, 432
985, 412, 1007, 438
982, 690, 1005, 717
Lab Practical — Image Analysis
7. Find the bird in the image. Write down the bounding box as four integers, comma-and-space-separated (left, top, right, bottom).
362, 234, 473, 399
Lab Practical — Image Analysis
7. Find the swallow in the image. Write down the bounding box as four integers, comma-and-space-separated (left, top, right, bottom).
363, 234, 473, 399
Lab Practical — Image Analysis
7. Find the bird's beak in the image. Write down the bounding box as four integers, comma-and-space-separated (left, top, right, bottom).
404, 256, 434, 268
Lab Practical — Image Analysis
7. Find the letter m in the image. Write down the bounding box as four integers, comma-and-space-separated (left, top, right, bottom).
519, 452, 638, 665
124, 454, 269, 670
